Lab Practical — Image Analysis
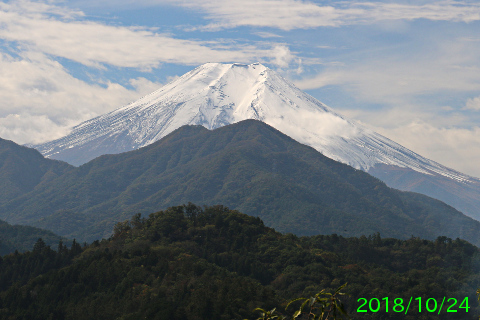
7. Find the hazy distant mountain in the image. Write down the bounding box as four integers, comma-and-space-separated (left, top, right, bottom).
0, 138, 73, 205
368, 164, 480, 222
30, 62, 480, 221
7, 120, 480, 245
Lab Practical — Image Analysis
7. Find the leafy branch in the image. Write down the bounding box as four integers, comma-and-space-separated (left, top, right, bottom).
249, 283, 349, 320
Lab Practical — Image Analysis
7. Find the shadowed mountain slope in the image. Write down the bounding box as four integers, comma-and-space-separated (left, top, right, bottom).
0, 138, 73, 205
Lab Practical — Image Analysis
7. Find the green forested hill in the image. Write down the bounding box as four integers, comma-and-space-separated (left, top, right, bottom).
0, 219, 64, 255
0, 205, 479, 319
1, 120, 480, 244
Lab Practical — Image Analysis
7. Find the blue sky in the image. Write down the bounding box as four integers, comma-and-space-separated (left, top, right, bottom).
1, 0, 480, 177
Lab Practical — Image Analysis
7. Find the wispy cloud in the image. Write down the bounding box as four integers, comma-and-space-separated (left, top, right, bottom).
72, 0, 480, 30
295, 33, 480, 107
465, 97, 480, 111
0, 0, 292, 69
154, 0, 480, 31
254, 32, 283, 38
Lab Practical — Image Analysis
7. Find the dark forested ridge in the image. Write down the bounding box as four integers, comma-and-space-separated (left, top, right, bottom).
0, 205, 479, 319
1, 120, 480, 245
0, 219, 64, 255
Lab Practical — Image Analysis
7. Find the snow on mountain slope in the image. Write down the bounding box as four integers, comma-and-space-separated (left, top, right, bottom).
32, 62, 477, 185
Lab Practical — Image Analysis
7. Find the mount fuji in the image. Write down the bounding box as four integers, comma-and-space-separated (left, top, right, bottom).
31, 62, 480, 220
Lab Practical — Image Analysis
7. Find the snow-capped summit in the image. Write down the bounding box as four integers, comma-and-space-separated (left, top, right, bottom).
31, 62, 472, 180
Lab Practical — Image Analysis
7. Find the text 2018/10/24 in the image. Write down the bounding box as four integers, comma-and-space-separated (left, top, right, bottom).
357, 297, 469, 315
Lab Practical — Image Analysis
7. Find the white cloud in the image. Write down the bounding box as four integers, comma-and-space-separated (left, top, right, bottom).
267, 108, 359, 142
297, 61, 480, 106
0, 0, 85, 19
270, 45, 294, 68
354, 1, 480, 23
72, 0, 480, 30
327, 99, 480, 177
188, 0, 347, 30
286, 9, 480, 179
0, 0, 293, 69
294, 71, 346, 91
154, 0, 480, 31
465, 97, 480, 111
0, 113, 71, 145
374, 120, 480, 178
295, 34, 480, 109
254, 32, 283, 38
0, 51, 164, 144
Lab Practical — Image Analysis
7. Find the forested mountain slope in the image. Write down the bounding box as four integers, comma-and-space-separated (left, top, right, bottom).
2, 120, 480, 245
0, 205, 478, 319
0, 219, 63, 255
